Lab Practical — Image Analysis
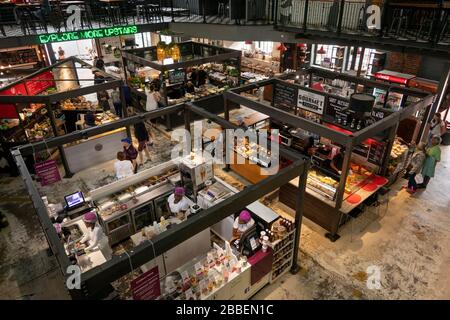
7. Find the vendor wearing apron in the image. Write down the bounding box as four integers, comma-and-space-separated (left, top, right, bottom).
167, 187, 190, 221
77, 212, 112, 260
232, 210, 255, 241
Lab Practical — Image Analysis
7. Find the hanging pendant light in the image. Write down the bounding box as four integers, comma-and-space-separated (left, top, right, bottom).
170, 43, 181, 61
245, 40, 253, 45
297, 43, 307, 48
317, 45, 326, 54
156, 41, 167, 62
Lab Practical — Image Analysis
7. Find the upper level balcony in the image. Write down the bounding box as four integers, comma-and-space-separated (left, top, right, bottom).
0, 0, 448, 57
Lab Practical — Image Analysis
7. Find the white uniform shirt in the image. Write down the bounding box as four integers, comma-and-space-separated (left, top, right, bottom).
81, 223, 107, 251
114, 160, 134, 179
167, 194, 190, 215
233, 217, 255, 233
145, 90, 158, 111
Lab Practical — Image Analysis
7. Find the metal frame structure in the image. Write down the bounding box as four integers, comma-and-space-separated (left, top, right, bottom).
12, 100, 309, 299
225, 76, 434, 240
121, 41, 242, 129
0, 56, 129, 177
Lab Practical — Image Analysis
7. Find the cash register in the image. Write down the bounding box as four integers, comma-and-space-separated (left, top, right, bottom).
60, 191, 92, 220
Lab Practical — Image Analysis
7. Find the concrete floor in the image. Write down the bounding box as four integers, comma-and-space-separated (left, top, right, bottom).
1, 116, 449, 299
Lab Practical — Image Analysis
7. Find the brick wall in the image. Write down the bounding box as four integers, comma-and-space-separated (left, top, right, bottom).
386, 52, 423, 75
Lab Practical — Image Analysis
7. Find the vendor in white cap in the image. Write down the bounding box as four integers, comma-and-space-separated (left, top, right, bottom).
77, 211, 112, 260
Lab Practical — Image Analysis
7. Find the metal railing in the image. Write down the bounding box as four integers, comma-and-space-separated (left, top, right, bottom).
276, 0, 450, 46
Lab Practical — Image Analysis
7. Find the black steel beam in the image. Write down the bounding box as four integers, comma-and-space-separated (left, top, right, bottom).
229, 78, 275, 94
80, 159, 306, 298
224, 91, 351, 145
16, 104, 185, 156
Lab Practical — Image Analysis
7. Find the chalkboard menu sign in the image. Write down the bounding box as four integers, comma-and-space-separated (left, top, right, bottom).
273, 82, 298, 113
169, 69, 186, 84
371, 108, 393, 122
326, 96, 351, 118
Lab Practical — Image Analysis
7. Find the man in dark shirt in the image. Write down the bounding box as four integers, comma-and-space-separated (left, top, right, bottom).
84, 110, 96, 128
121, 137, 138, 172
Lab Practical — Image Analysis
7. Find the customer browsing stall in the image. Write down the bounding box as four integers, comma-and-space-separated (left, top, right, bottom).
405, 142, 426, 194
167, 187, 190, 221
133, 121, 152, 165
114, 151, 134, 180
232, 210, 255, 240
418, 136, 442, 189
77, 212, 112, 260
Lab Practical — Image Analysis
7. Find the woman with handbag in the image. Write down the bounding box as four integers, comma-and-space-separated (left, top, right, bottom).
418, 136, 442, 189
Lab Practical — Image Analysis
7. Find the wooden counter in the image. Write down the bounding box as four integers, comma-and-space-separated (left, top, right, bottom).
230, 151, 267, 184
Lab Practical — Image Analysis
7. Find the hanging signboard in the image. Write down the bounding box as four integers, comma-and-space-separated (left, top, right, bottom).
297, 88, 325, 115
131, 266, 161, 300
34, 160, 61, 186
169, 69, 186, 84
273, 82, 297, 113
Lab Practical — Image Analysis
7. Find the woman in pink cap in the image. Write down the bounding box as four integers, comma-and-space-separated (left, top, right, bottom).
166, 187, 190, 221
232, 209, 255, 239
77, 211, 112, 260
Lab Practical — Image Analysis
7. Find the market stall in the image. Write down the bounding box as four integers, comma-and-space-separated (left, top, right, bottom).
0, 57, 128, 176
12, 103, 308, 299
224, 76, 433, 241
121, 41, 242, 129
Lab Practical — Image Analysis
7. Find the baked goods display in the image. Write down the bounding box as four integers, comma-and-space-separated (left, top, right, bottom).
61, 96, 100, 110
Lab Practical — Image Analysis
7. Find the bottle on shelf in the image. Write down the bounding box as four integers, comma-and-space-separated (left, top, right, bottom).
350, 119, 356, 129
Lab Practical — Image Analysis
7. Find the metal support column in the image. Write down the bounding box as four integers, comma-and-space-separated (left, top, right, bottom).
419, 62, 450, 141
380, 123, 399, 176
290, 159, 309, 273
47, 103, 73, 178
223, 96, 231, 171
356, 47, 366, 77
337, 0, 346, 34
302, 0, 309, 31
120, 85, 132, 137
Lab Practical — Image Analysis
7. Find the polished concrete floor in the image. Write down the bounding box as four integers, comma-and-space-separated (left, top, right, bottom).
0, 121, 449, 299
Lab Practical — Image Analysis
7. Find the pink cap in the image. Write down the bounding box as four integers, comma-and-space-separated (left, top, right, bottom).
239, 210, 251, 223
174, 187, 185, 196
83, 211, 98, 223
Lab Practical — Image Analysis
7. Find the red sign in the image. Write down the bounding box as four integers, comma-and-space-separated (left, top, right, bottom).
130, 266, 161, 300
374, 73, 408, 85
34, 160, 61, 186
0, 83, 27, 119
25, 71, 55, 95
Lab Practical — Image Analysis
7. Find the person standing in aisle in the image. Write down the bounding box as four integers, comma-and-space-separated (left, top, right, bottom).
114, 151, 134, 180
405, 142, 426, 194
133, 121, 152, 166
311, 78, 325, 92
121, 137, 138, 173
111, 88, 122, 117
145, 84, 161, 112
418, 136, 442, 189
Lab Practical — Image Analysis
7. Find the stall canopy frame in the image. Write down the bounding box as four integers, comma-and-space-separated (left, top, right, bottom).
12, 101, 309, 299
225, 76, 434, 240
0, 56, 130, 177
121, 41, 242, 72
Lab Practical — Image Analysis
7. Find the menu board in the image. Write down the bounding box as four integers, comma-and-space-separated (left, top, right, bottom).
297, 88, 325, 115
169, 69, 185, 84
34, 160, 61, 186
25, 71, 55, 95
326, 96, 351, 118
131, 266, 161, 300
273, 82, 297, 113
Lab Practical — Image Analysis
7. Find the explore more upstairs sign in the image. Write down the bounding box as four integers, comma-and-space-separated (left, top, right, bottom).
38, 26, 139, 44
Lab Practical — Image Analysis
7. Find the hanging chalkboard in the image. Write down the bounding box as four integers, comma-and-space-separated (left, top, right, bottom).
273, 82, 298, 113
326, 95, 351, 121
169, 69, 186, 84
